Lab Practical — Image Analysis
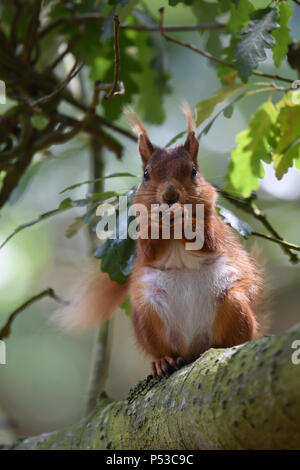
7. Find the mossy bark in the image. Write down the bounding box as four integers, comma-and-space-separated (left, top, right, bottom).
6, 323, 300, 450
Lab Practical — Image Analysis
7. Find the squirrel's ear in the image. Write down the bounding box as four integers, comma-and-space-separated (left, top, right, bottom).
123, 107, 153, 165
184, 131, 199, 163
139, 134, 153, 165
181, 101, 198, 163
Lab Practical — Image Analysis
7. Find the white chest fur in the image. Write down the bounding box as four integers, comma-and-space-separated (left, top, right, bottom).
140, 242, 237, 352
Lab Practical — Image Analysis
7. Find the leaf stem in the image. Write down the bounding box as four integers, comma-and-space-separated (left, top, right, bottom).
0, 288, 68, 340
39, 13, 224, 38
217, 187, 300, 264
158, 8, 294, 85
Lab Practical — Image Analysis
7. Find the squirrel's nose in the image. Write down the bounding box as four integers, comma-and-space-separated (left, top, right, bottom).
162, 186, 180, 206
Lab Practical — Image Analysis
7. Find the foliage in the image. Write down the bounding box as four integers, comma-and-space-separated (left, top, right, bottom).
226, 93, 300, 196
0, 0, 299, 287
234, 9, 280, 82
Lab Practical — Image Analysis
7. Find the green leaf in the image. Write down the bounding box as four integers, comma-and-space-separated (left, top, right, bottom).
120, 296, 131, 315
60, 172, 139, 193
166, 85, 247, 147
272, 2, 292, 67
166, 130, 186, 148
132, 25, 169, 124
100, 6, 117, 41
31, 115, 49, 130
227, 0, 255, 34
94, 189, 136, 284
234, 9, 279, 82
90, 191, 119, 202
94, 232, 135, 284
223, 103, 234, 118
0, 197, 89, 249
198, 85, 276, 139
192, 1, 223, 57
198, 97, 241, 138
0, 170, 6, 194
195, 83, 247, 127
273, 141, 300, 180
272, 96, 300, 179
217, 205, 253, 239
101, 30, 140, 120
217, 0, 254, 84
226, 101, 278, 197
132, 10, 171, 107
65, 217, 86, 239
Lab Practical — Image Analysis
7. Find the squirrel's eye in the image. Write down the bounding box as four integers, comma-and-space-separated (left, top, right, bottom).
191, 167, 197, 178
144, 169, 150, 181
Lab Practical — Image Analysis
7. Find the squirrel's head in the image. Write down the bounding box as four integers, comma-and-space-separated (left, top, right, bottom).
125, 103, 216, 209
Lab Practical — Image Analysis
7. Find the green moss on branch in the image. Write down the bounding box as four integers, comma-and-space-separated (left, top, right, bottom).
6, 324, 300, 450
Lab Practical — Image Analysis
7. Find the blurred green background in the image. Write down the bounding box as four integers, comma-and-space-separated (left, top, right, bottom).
0, 0, 300, 440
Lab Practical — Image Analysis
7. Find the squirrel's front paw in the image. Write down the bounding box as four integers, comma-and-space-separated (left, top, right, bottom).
151, 356, 185, 377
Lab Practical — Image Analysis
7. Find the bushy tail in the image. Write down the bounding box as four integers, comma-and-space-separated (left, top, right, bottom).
249, 242, 271, 335
52, 267, 129, 331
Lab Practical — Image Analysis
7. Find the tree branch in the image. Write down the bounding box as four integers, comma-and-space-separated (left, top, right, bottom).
5, 323, 300, 450
0, 288, 67, 340
158, 8, 294, 85
84, 88, 112, 414
30, 61, 84, 110
48, 29, 84, 71
39, 13, 224, 38
217, 188, 300, 264
105, 15, 124, 100
252, 231, 300, 253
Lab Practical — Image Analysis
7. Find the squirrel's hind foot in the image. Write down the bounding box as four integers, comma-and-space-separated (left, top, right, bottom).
151, 356, 186, 378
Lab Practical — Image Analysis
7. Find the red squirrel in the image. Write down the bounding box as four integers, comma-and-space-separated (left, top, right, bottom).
56, 104, 262, 377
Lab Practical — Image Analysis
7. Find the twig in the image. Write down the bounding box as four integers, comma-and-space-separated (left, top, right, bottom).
158, 8, 294, 85
251, 71, 294, 84
77, 73, 113, 415
30, 61, 83, 109
120, 23, 224, 32
158, 8, 230, 68
105, 15, 124, 100
217, 187, 300, 264
39, 13, 224, 38
252, 231, 300, 252
48, 28, 84, 71
86, 322, 112, 415
0, 288, 68, 340
62, 92, 137, 142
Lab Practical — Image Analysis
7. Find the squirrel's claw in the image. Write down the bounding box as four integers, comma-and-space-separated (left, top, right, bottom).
151, 356, 185, 378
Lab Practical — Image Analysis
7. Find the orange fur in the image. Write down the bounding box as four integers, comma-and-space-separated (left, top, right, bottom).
56, 106, 264, 378
52, 266, 128, 330
212, 287, 259, 348
128, 106, 263, 371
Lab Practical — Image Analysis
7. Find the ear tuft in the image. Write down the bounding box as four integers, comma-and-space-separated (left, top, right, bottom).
124, 107, 148, 137
124, 107, 153, 165
181, 101, 198, 162
181, 100, 197, 134
184, 131, 199, 163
